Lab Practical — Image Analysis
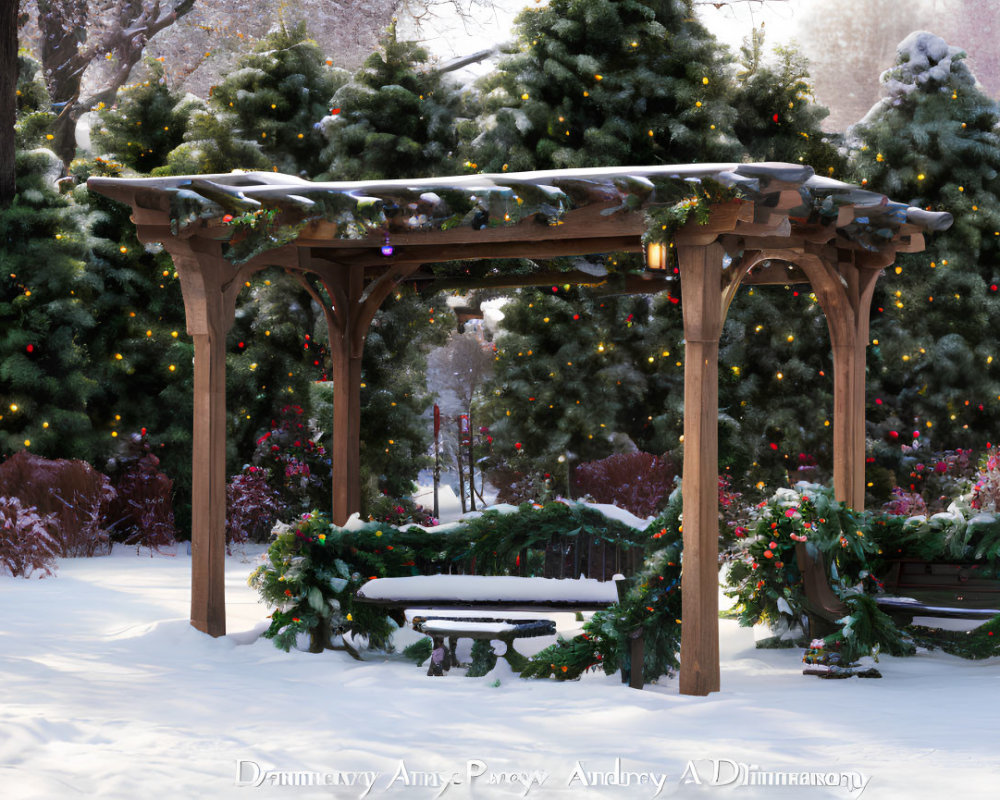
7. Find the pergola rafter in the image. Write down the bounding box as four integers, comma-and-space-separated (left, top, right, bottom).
88, 162, 951, 696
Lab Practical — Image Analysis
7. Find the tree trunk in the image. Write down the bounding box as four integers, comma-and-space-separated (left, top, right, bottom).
35, 0, 198, 166
37, 0, 87, 165
0, 0, 18, 207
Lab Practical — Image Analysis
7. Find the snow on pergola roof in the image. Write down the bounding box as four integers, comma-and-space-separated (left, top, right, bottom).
88, 162, 951, 271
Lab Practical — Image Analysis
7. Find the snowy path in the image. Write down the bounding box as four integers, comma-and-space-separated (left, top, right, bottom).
1, 546, 998, 799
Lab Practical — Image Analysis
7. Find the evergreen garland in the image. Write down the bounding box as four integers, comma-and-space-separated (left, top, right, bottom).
520, 488, 684, 683
910, 613, 1000, 659
402, 636, 433, 665
249, 501, 657, 656
726, 484, 878, 632
824, 593, 915, 662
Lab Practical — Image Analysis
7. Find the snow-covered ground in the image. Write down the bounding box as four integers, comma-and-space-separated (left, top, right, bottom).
2, 545, 999, 800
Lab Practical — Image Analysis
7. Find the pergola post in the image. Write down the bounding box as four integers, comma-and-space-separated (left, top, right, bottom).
805, 249, 882, 511
164, 239, 242, 637
677, 239, 726, 696
330, 328, 363, 526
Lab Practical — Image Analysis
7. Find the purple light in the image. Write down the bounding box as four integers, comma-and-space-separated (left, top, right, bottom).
380, 243, 394, 257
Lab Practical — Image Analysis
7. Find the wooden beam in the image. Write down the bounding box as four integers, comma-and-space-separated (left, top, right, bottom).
408, 269, 672, 294
297, 202, 647, 248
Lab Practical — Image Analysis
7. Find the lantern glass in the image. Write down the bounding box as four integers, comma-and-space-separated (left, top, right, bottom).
646, 241, 667, 270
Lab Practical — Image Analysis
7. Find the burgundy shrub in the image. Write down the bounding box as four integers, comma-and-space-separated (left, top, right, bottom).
572, 452, 678, 517
104, 448, 176, 551
0, 451, 116, 557
227, 466, 283, 546
0, 495, 60, 577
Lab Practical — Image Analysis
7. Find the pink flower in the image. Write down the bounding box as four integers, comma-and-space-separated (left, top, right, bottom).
784, 508, 797, 518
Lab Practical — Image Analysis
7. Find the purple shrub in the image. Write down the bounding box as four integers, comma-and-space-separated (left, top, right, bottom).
573, 452, 677, 517
227, 466, 283, 546
0, 496, 60, 578
883, 486, 929, 517
0, 451, 116, 557
103, 436, 177, 552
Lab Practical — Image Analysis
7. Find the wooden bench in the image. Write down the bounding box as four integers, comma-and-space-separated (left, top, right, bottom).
354, 574, 647, 687
796, 542, 1000, 636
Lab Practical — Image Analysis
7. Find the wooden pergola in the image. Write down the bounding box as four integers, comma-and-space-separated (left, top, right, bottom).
88, 162, 951, 696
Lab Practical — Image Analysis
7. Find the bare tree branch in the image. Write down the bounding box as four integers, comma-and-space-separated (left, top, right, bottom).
34, 0, 196, 164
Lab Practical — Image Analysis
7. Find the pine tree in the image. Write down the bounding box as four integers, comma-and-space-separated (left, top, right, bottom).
850, 31, 1000, 459
715, 29, 847, 489
360, 291, 451, 503
472, 0, 740, 489
73, 156, 196, 521
0, 149, 99, 460
165, 22, 347, 176
227, 270, 329, 476
473, 0, 739, 173
309, 23, 471, 505
317, 20, 476, 180
15, 55, 56, 152
482, 287, 664, 473
90, 60, 199, 172
718, 283, 837, 488
732, 27, 844, 176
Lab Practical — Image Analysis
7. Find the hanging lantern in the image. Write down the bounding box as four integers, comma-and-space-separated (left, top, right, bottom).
646, 241, 668, 271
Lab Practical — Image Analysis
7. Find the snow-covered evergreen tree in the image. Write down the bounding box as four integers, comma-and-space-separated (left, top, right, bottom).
732, 27, 844, 175
851, 31, 1000, 458
90, 60, 199, 172
0, 149, 99, 459
165, 23, 347, 176
317, 20, 476, 180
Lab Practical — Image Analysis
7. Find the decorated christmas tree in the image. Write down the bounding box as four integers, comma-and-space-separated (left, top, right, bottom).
850, 31, 1000, 460
731, 26, 844, 176
473, 0, 739, 173
0, 149, 99, 460
226, 269, 329, 484
90, 60, 199, 172
481, 286, 665, 476
717, 283, 837, 488
165, 22, 347, 176
317, 20, 476, 180
54, 150, 196, 530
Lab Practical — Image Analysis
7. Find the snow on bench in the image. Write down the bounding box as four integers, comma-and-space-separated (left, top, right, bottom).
411, 616, 556, 639
354, 574, 623, 610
